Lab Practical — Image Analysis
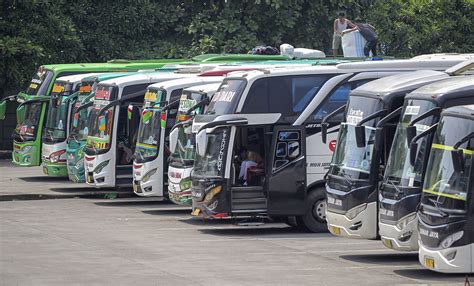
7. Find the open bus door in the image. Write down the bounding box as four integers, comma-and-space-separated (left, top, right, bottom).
267, 126, 307, 216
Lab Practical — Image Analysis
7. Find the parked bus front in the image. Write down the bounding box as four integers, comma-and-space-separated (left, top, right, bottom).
168, 83, 221, 205
132, 76, 223, 197
325, 71, 450, 239
85, 72, 202, 188
42, 74, 104, 177
418, 105, 474, 273
66, 73, 137, 183
379, 76, 474, 251
10, 66, 54, 166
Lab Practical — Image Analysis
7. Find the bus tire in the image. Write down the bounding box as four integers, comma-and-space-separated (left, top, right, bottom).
300, 188, 328, 233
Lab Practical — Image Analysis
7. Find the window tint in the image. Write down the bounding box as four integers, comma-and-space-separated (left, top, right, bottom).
241, 78, 268, 113
242, 75, 331, 117
311, 80, 372, 122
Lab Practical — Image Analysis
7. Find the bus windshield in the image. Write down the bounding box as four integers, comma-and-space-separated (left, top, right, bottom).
43, 82, 73, 143
206, 79, 245, 115
25, 67, 54, 96
134, 88, 166, 163
329, 96, 382, 185
69, 82, 96, 142
382, 100, 436, 199
169, 91, 206, 168
420, 116, 473, 213
170, 123, 195, 168
13, 101, 43, 142
85, 85, 117, 154
193, 128, 229, 178
177, 91, 205, 121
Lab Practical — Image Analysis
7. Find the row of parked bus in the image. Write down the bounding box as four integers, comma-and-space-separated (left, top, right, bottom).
1, 53, 473, 274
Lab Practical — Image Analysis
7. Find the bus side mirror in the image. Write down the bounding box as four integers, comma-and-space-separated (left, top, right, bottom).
355, 125, 366, 148
451, 149, 464, 173
0, 100, 6, 120
406, 125, 417, 146
321, 122, 329, 144
169, 128, 179, 155
196, 129, 207, 157
409, 141, 418, 166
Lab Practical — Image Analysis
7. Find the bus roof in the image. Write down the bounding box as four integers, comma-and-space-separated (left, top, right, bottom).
40, 60, 187, 74
98, 72, 196, 88
411, 53, 474, 61
55, 73, 105, 84
406, 76, 474, 103
81, 72, 138, 83
147, 76, 224, 92
224, 58, 470, 82
441, 104, 474, 119
183, 83, 222, 94
350, 70, 450, 98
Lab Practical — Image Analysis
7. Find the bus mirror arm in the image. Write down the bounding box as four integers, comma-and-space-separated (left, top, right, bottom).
1, 95, 17, 103
66, 91, 80, 103
98, 101, 120, 117
186, 97, 210, 116
198, 117, 248, 132
196, 117, 249, 157
74, 101, 93, 114
162, 99, 180, 112
451, 132, 474, 173
409, 123, 438, 166
406, 107, 441, 145
355, 109, 387, 148
17, 96, 50, 110
321, 104, 346, 144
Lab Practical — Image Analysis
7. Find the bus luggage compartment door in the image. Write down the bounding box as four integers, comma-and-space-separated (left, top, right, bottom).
267, 126, 306, 216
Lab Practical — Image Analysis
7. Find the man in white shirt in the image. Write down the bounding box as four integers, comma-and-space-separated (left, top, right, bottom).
332, 12, 354, 56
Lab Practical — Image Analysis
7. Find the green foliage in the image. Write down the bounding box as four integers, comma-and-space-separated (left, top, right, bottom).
1, 0, 473, 98
368, 0, 474, 56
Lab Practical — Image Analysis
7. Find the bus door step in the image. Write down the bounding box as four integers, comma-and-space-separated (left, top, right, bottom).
231, 186, 267, 212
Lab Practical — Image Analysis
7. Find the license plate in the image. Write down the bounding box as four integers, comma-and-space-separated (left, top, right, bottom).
192, 208, 200, 216
382, 239, 393, 249
43, 166, 48, 175
424, 257, 435, 269
330, 226, 341, 235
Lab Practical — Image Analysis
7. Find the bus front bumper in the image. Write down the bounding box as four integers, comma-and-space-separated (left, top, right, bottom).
419, 243, 473, 273
379, 217, 418, 251
12, 142, 39, 166
326, 202, 378, 239
168, 182, 192, 206
42, 163, 68, 177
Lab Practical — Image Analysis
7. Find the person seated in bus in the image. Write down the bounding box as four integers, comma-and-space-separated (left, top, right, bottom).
238, 151, 263, 186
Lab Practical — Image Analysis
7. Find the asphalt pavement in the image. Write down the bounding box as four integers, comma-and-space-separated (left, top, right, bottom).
0, 160, 472, 285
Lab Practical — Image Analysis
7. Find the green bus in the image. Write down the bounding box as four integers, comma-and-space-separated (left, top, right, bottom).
0, 60, 191, 167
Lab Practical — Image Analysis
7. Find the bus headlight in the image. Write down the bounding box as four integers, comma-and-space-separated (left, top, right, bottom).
93, 160, 110, 174
346, 204, 367, 220
179, 178, 192, 191
440, 231, 464, 249
50, 150, 66, 163
396, 213, 417, 230
142, 168, 157, 183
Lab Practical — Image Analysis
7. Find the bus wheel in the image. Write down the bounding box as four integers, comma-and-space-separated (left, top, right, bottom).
301, 188, 328, 233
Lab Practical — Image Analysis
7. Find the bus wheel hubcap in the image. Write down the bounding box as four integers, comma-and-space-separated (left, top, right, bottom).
313, 200, 326, 221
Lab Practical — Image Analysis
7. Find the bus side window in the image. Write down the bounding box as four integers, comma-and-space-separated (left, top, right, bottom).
311, 80, 371, 122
